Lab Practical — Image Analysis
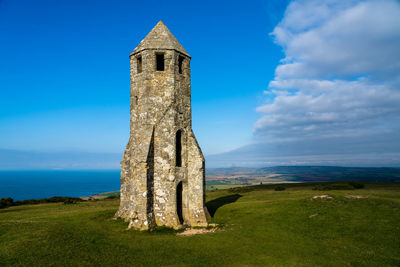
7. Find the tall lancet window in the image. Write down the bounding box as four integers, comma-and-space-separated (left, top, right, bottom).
137, 56, 142, 73
176, 130, 182, 167
178, 55, 184, 74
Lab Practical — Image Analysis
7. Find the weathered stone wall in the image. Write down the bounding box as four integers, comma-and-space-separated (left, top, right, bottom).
115, 22, 208, 230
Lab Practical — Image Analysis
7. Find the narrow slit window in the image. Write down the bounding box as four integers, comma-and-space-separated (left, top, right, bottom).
176, 130, 182, 167
156, 53, 164, 71
178, 56, 184, 74
137, 56, 142, 73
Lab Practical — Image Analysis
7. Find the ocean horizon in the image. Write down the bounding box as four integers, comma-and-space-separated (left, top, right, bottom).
0, 170, 121, 201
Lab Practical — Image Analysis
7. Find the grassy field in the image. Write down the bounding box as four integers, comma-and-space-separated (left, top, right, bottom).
1, 182, 399, 266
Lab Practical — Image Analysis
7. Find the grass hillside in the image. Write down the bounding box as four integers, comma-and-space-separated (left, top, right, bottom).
1, 182, 400, 266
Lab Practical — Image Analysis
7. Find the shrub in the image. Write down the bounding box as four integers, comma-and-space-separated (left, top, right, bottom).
228, 187, 253, 193
105, 195, 120, 200
14, 199, 39, 205
313, 183, 353, 190
47, 197, 81, 203
348, 181, 365, 189
326, 184, 354, 190
274, 186, 286, 191
312, 184, 325, 191
0, 198, 14, 209
14, 197, 83, 206
313, 182, 364, 191
63, 198, 78, 204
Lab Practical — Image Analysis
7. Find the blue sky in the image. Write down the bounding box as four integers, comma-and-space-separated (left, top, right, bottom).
1, 0, 400, 169
0, 0, 286, 153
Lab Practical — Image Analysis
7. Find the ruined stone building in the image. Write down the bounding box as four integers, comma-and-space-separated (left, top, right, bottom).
115, 21, 209, 230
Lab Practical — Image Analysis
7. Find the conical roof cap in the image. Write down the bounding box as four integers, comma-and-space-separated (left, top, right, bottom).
131, 21, 189, 57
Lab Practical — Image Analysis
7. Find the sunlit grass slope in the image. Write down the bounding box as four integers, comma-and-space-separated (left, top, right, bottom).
1, 183, 399, 266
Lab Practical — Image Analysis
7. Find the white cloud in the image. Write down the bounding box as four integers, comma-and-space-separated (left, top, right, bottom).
253, 0, 400, 166
272, 0, 400, 80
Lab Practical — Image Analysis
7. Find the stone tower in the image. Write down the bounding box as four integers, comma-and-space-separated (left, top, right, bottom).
115, 21, 209, 230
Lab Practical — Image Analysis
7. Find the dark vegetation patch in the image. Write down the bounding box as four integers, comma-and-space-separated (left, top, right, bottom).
0, 196, 85, 209
348, 181, 365, 189
1, 193, 124, 210
274, 186, 286, 191
63, 198, 79, 204
0, 198, 13, 209
232, 180, 370, 192
105, 195, 119, 200
313, 181, 365, 191
228, 187, 254, 193
209, 181, 373, 194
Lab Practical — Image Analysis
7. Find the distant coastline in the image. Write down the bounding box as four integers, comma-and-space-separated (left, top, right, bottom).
2, 166, 399, 201
81, 190, 120, 200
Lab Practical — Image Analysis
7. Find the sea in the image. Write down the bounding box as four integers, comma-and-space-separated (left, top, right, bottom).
0, 170, 121, 200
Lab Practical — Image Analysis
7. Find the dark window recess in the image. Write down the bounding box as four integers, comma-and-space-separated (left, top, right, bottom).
177, 182, 183, 224
176, 130, 182, 167
137, 56, 142, 73
156, 53, 164, 71
178, 56, 184, 74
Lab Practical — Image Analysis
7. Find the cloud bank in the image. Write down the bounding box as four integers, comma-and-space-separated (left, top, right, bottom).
209, 0, 400, 167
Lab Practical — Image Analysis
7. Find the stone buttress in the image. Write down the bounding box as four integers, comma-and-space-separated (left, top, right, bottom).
115, 21, 209, 230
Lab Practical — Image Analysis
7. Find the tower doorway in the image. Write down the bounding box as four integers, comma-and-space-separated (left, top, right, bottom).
176, 182, 184, 224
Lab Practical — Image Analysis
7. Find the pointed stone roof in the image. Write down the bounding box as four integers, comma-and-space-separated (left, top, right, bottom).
131, 21, 190, 57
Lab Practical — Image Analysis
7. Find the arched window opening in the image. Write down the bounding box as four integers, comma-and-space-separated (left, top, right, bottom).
176, 130, 182, 167
176, 182, 184, 224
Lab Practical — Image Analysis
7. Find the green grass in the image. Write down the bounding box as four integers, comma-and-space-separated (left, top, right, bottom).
1, 182, 400, 266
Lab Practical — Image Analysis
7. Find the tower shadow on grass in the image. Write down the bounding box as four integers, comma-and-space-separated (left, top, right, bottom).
206, 194, 242, 218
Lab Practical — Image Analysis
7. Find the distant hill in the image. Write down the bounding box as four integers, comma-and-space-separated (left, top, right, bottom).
263, 166, 400, 182
206, 166, 400, 188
